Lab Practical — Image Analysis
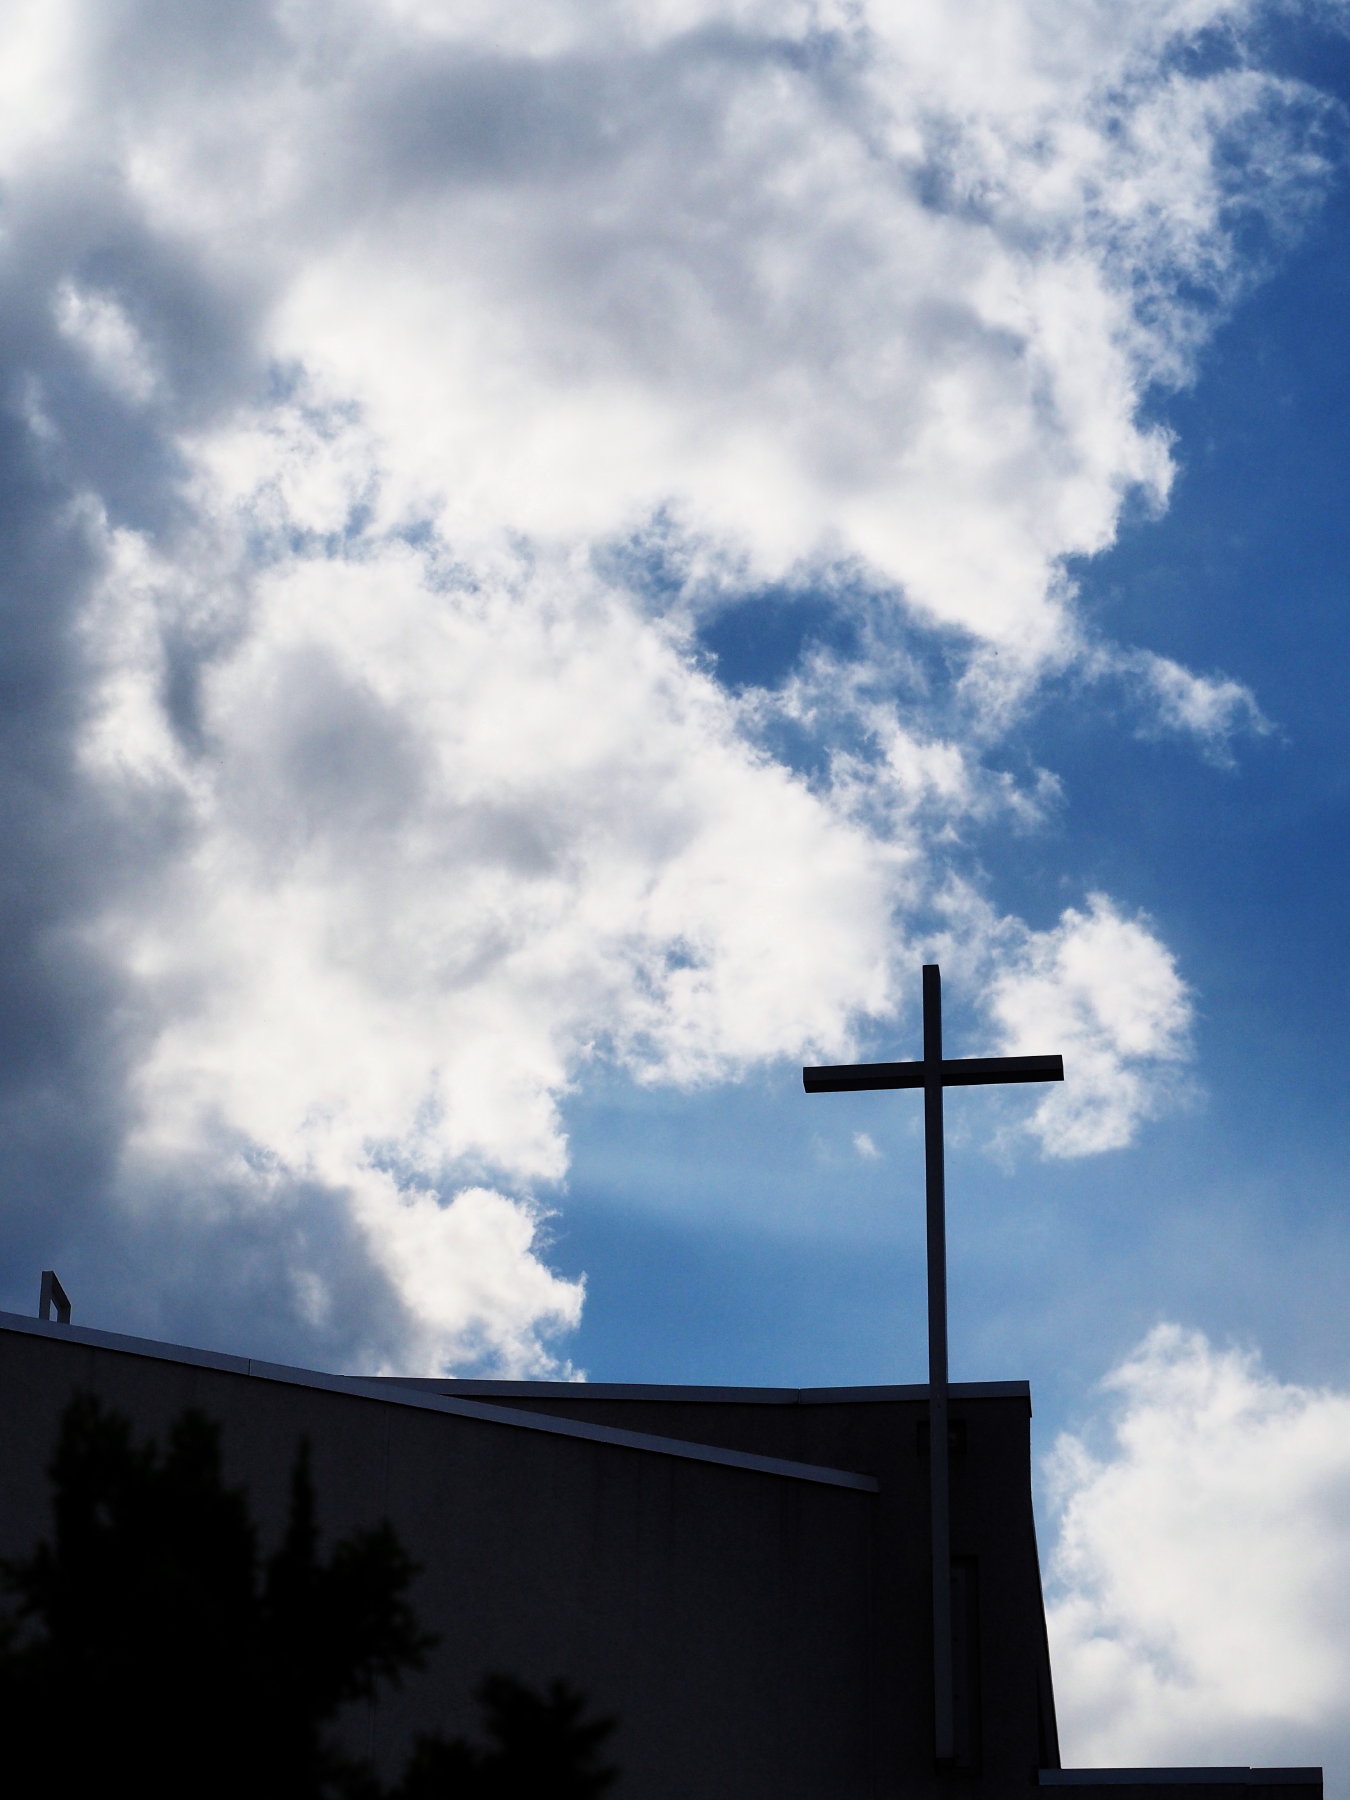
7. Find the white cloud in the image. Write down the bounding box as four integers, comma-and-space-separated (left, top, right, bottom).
350, 1180, 585, 1378
987, 896, 1193, 1155
1086, 644, 1274, 761
76, 497, 900, 1367
88, 0, 1331, 666
85, 524, 898, 1182
0, 0, 1334, 1367
242, 8, 1310, 669
1137, 653, 1269, 751
1047, 1326, 1350, 1788
0, 0, 81, 169
54, 282, 160, 406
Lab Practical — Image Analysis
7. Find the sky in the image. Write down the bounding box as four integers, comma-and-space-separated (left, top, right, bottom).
2, 0, 1350, 1784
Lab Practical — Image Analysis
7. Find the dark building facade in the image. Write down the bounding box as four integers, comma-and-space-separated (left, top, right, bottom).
0, 1310, 1324, 1800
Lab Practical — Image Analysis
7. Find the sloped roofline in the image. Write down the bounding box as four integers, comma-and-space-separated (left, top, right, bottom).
0, 1310, 883, 1492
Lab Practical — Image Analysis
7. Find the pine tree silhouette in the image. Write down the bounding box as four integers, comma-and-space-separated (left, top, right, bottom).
396, 1674, 618, 1799
0, 1395, 619, 1798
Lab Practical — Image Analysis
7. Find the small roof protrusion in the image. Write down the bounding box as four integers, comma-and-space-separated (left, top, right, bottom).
38, 1269, 71, 1325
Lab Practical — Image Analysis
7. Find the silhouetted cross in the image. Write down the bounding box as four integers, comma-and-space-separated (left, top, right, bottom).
803, 963, 1063, 1766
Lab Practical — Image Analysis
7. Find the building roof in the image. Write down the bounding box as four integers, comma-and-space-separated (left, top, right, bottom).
0, 1309, 882, 1491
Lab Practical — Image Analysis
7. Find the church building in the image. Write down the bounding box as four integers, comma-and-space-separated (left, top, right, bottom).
0, 1305, 1323, 1800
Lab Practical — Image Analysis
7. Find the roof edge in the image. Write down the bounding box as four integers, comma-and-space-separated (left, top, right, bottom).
371, 1376, 1032, 1404
1041, 1774, 1323, 1788
0, 1311, 879, 1493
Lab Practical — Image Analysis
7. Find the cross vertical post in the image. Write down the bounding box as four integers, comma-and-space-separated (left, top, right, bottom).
802, 964, 1063, 1768
923, 964, 954, 1763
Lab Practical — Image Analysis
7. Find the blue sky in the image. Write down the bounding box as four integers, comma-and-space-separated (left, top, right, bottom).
3, 0, 1350, 1781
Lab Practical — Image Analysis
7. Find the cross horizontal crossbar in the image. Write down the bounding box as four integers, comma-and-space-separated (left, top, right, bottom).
802, 1053, 1063, 1094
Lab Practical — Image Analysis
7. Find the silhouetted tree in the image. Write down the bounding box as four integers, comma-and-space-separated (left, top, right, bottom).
0, 1393, 430, 1798
395, 1674, 618, 1798
0, 1393, 619, 1798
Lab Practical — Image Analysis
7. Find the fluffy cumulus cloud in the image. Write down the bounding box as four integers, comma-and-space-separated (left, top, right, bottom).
988, 895, 1193, 1155
1047, 1327, 1350, 1790
0, 0, 1334, 1368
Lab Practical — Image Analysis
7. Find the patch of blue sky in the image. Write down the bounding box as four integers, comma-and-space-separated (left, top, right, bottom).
695, 587, 860, 692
